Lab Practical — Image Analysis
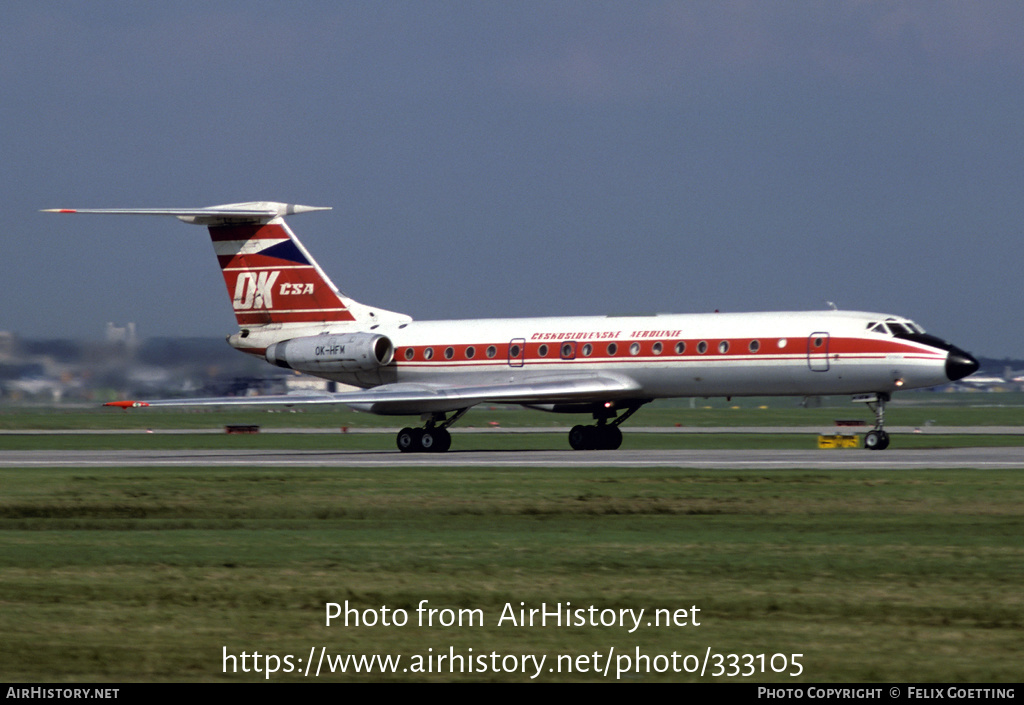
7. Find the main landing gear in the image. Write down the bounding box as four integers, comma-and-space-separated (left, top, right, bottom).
854, 393, 891, 451
396, 408, 469, 453
395, 402, 645, 453
568, 404, 642, 451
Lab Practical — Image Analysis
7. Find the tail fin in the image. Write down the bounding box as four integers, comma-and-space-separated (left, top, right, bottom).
44, 202, 410, 329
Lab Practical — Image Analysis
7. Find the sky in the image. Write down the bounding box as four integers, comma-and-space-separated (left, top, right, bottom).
3, 1, 1023, 357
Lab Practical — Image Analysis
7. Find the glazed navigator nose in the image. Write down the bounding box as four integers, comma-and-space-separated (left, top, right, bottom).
945, 347, 980, 381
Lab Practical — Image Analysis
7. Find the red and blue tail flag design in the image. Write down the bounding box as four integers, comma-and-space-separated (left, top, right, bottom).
210, 221, 356, 326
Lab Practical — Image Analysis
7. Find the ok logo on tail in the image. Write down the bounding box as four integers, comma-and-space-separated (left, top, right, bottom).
232, 271, 280, 310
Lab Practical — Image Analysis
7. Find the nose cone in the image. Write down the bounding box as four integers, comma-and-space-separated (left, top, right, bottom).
946, 347, 980, 381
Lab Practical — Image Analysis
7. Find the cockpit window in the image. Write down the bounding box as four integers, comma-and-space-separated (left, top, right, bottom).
873, 317, 927, 336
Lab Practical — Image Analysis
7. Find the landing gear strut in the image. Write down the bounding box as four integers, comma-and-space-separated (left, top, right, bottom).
397, 408, 468, 453
856, 393, 891, 451
568, 403, 642, 450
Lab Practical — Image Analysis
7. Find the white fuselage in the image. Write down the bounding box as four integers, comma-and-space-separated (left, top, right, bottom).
234, 309, 953, 400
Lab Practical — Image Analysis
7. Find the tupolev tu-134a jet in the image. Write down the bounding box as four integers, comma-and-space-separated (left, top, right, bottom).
44, 202, 979, 452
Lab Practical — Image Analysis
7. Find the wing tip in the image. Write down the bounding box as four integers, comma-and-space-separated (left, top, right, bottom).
104, 400, 149, 409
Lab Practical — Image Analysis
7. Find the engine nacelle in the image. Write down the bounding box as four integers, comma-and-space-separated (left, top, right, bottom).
265, 333, 394, 373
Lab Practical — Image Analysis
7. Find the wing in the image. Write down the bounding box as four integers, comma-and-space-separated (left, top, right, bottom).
104, 374, 643, 415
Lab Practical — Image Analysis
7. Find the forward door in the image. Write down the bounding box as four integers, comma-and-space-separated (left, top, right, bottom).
807, 333, 830, 372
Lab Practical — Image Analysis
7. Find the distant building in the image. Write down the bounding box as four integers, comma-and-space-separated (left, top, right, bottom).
105, 322, 138, 347
0, 331, 14, 360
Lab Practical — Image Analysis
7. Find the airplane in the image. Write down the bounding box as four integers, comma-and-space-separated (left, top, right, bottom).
44, 201, 979, 452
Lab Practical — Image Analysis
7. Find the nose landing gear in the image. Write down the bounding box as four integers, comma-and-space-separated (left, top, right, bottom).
854, 393, 891, 450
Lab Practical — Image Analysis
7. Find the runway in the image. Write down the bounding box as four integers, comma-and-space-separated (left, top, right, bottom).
3, 447, 1022, 469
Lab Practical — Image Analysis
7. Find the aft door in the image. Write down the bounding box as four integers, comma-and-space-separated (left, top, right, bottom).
807, 333, 830, 372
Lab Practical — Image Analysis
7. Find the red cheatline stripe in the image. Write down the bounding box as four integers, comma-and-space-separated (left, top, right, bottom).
395, 353, 942, 368
388, 337, 945, 364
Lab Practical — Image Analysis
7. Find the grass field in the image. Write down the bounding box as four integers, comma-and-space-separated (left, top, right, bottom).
0, 399, 1021, 682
